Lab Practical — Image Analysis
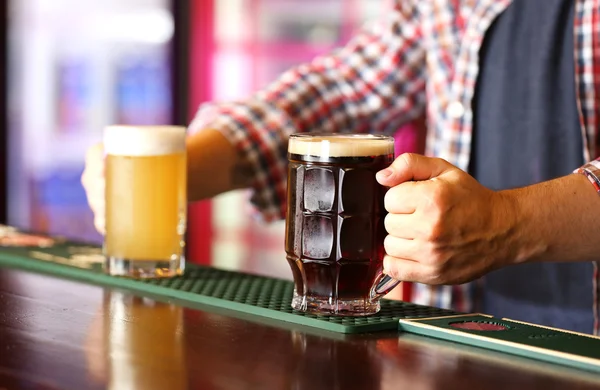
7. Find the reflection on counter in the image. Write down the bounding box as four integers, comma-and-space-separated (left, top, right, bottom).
376, 334, 600, 389
86, 292, 187, 390
290, 331, 385, 390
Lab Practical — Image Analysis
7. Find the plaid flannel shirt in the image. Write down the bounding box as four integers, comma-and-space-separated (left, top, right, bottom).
190, 0, 600, 333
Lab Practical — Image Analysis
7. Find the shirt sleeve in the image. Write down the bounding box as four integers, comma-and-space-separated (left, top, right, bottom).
189, 0, 426, 222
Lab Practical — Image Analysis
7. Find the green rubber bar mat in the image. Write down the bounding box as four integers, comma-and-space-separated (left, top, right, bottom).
0, 242, 457, 334
399, 314, 600, 374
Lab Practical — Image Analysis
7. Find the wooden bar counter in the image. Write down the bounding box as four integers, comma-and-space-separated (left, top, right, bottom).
1, 260, 600, 389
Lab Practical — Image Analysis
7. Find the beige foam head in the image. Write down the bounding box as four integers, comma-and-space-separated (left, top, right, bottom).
288, 134, 394, 158
104, 125, 186, 156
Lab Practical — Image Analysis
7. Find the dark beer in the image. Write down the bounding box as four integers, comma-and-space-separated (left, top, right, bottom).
285, 134, 398, 316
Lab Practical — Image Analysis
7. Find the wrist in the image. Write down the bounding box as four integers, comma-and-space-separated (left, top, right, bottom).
494, 187, 548, 266
496, 173, 600, 266
574, 160, 600, 193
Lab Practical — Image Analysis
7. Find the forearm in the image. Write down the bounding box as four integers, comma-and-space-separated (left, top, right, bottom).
184, 0, 423, 218
502, 173, 600, 265
186, 129, 252, 202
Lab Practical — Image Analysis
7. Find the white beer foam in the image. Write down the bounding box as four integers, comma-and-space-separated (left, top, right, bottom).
288, 135, 393, 157
104, 125, 186, 156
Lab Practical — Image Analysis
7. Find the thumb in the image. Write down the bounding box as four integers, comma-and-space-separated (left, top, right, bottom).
376, 153, 452, 187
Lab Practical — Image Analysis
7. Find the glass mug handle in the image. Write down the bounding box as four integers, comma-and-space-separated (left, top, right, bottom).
373, 274, 401, 299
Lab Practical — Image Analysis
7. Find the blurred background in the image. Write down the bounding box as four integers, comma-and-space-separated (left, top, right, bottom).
1, 0, 418, 280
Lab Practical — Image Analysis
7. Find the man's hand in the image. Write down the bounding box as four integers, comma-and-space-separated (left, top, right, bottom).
80, 129, 247, 235
81, 143, 106, 235
376, 153, 518, 285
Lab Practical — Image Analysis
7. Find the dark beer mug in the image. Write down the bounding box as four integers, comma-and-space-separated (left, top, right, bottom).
285, 133, 400, 316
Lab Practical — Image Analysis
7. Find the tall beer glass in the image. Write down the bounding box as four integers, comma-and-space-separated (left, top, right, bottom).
285, 134, 400, 316
104, 125, 186, 278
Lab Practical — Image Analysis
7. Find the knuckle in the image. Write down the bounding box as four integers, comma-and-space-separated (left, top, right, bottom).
384, 191, 393, 212
384, 214, 396, 234
94, 215, 103, 224
384, 187, 400, 212
86, 143, 103, 159
427, 221, 445, 242
85, 145, 105, 170
384, 235, 396, 255
94, 217, 105, 234
88, 192, 104, 210
429, 183, 449, 206
399, 152, 417, 168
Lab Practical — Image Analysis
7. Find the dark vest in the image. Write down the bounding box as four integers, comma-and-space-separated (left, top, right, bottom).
471, 0, 593, 333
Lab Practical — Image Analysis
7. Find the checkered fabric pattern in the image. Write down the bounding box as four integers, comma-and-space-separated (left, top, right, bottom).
189, 0, 600, 334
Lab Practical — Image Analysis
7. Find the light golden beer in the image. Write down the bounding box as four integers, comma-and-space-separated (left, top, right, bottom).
104, 125, 186, 278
